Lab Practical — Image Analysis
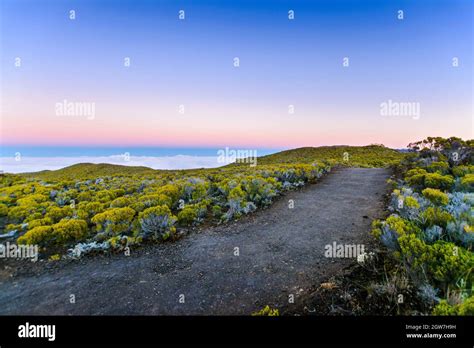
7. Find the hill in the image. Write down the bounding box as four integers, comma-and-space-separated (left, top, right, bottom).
18, 145, 406, 181
256, 145, 405, 167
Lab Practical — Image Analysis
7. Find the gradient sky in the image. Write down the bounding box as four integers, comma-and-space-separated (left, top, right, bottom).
1, 0, 472, 149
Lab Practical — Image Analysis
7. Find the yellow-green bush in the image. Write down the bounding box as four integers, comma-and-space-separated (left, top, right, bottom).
426, 161, 449, 174
91, 207, 136, 236
18, 219, 88, 247
0, 203, 8, 216
422, 188, 449, 205
421, 207, 454, 228
45, 206, 73, 223
424, 173, 454, 191
252, 305, 280, 316
27, 217, 53, 230
461, 174, 474, 192
138, 205, 176, 240
452, 165, 474, 178
110, 196, 133, 208
140, 193, 172, 208
18, 226, 53, 245
433, 297, 474, 315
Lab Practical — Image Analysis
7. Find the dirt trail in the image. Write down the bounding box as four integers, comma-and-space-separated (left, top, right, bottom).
0, 167, 391, 315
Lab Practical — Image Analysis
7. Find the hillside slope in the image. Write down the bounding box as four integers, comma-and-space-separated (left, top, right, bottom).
17, 145, 405, 181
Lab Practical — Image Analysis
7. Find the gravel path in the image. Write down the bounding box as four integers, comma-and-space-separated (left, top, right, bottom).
0, 167, 391, 315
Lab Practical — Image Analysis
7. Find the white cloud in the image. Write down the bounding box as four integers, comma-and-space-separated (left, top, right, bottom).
0, 155, 234, 174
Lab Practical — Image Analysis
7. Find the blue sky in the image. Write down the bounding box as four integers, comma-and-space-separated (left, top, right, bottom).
0, 0, 472, 150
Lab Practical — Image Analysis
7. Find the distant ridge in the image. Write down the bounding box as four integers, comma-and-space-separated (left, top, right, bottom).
19, 145, 405, 180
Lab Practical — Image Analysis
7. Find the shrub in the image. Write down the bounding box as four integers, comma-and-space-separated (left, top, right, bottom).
177, 205, 198, 225
18, 219, 88, 247
452, 165, 474, 178
138, 205, 176, 241
7, 206, 35, 224
422, 188, 449, 205
181, 179, 209, 202
460, 174, 474, 192
140, 194, 172, 208
16, 193, 48, 206
423, 241, 473, 284
0, 203, 8, 216
421, 207, 454, 228
27, 217, 53, 230
110, 196, 133, 208
52, 219, 89, 245
155, 184, 180, 202
424, 173, 454, 191
212, 205, 222, 218
252, 305, 279, 316
426, 161, 449, 174
433, 296, 474, 315
45, 206, 73, 223
405, 170, 455, 191
76, 191, 92, 202
241, 177, 278, 207
18, 226, 53, 246
77, 201, 105, 221
91, 207, 136, 236
95, 190, 118, 203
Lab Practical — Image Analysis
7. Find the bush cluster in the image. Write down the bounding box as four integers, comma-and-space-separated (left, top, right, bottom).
373, 137, 474, 315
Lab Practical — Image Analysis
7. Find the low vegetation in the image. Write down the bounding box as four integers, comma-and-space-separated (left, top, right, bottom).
372, 137, 473, 315
0, 145, 402, 259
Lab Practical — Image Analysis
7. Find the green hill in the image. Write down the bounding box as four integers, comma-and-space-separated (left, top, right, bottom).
18, 145, 405, 181
21, 163, 160, 181
243, 145, 405, 167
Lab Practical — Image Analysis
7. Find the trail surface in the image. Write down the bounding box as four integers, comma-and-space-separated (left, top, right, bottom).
0, 168, 391, 315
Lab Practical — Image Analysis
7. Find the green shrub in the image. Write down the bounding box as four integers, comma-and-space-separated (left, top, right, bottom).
252, 305, 280, 316
177, 205, 199, 225
45, 206, 73, 223
0, 203, 8, 216
424, 173, 454, 190
76, 191, 92, 202
422, 188, 449, 205
7, 206, 35, 223
52, 219, 89, 245
424, 241, 473, 284
460, 174, 474, 192
18, 226, 53, 246
138, 205, 176, 241
452, 165, 474, 178
155, 184, 181, 203
426, 161, 450, 174
18, 219, 88, 247
421, 207, 454, 228
140, 194, 172, 208
27, 217, 53, 230
405, 170, 454, 191
433, 296, 474, 315
91, 207, 136, 236
212, 205, 222, 218
110, 196, 132, 208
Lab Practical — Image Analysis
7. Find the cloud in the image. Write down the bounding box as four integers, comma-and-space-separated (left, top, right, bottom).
0, 155, 234, 174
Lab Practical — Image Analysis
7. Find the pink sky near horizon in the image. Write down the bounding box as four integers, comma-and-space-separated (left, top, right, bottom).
2, 96, 472, 149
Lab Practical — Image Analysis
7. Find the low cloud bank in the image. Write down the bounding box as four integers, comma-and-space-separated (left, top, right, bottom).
0, 155, 233, 174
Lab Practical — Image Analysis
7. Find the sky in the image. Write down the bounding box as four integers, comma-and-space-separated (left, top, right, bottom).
0, 0, 473, 158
